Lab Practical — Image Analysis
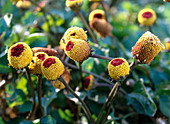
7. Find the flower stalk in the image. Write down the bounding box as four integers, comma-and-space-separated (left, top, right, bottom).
60, 77, 95, 124
25, 67, 36, 120
75, 11, 98, 44
37, 74, 43, 116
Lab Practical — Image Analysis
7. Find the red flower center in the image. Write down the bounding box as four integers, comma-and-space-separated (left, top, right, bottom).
11, 44, 24, 57
167, 41, 170, 43
83, 76, 90, 88
37, 54, 45, 61
66, 41, 74, 51
93, 13, 102, 19
43, 58, 56, 68
142, 11, 153, 18
69, 0, 75, 1
111, 58, 124, 66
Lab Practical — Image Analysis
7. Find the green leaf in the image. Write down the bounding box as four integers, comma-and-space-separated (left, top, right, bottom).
82, 58, 94, 72
24, 33, 48, 48
0, 117, 6, 124
17, 101, 32, 113
40, 115, 56, 124
16, 77, 28, 95
127, 80, 157, 116
20, 120, 33, 124
0, 17, 8, 34
157, 89, 170, 118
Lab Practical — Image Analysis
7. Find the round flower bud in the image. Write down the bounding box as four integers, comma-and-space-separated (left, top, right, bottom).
41, 56, 64, 80
138, 8, 156, 26
132, 31, 165, 64
83, 75, 94, 91
89, 9, 105, 22
65, 0, 83, 11
8, 42, 33, 69
28, 52, 48, 75
51, 68, 71, 89
32, 47, 57, 56
64, 39, 91, 62
108, 58, 130, 80
165, 41, 170, 52
16, 0, 31, 9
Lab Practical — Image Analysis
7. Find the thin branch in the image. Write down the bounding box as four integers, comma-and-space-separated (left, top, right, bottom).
79, 62, 84, 88
75, 11, 98, 44
37, 75, 43, 116
96, 82, 119, 124
25, 67, 36, 120
100, 1, 108, 22
89, 54, 112, 61
60, 77, 95, 124
101, 83, 119, 124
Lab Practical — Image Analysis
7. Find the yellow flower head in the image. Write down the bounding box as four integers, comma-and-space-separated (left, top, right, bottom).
51, 68, 71, 89
165, 41, 170, 52
132, 31, 165, 64
83, 75, 94, 91
32, 47, 57, 56
41, 56, 64, 80
138, 8, 156, 26
8, 42, 33, 69
61, 27, 88, 50
64, 39, 91, 62
89, 9, 105, 22
28, 52, 48, 75
16, 0, 31, 9
65, 0, 83, 11
108, 58, 130, 80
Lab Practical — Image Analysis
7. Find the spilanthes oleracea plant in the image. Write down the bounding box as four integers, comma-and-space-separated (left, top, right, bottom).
64, 39, 91, 62
83, 75, 94, 91
138, 8, 156, 26
41, 56, 64, 80
51, 68, 71, 89
132, 31, 165, 64
65, 0, 83, 11
8, 42, 33, 69
16, 0, 31, 9
108, 58, 130, 80
28, 52, 48, 75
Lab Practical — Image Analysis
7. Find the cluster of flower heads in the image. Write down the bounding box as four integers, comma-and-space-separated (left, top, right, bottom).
60, 26, 91, 62
8, 42, 69, 89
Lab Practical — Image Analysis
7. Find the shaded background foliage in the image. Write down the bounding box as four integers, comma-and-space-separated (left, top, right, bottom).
0, 0, 170, 124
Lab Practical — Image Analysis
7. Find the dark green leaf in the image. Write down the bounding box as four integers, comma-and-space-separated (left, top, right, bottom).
40, 115, 56, 124
20, 120, 33, 124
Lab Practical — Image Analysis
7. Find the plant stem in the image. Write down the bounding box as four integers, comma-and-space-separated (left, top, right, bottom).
75, 11, 98, 44
95, 82, 112, 88
62, 61, 127, 95
100, 1, 108, 22
37, 75, 43, 116
101, 83, 119, 124
60, 77, 95, 124
25, 67, 36, 120
148, 26, 152, 33
96, 82, 119, 124
113, 37, 128, 59
89, 54, 112, 61
79, 62, 84, 88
